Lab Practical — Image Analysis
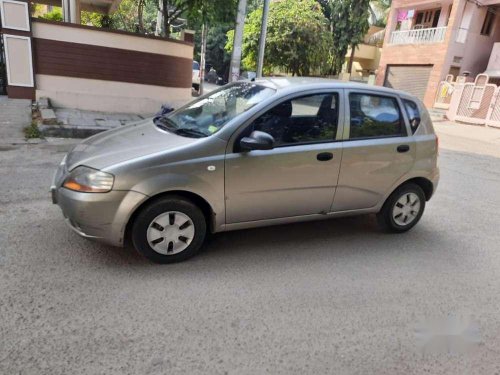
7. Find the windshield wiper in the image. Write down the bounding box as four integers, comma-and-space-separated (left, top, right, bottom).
174, 128, 208, 138
154, 116, 177, 133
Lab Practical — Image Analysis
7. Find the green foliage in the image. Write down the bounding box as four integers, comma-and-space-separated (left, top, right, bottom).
369, 0, 392, 27
194, 23, 233, 79
24, 122, 41, 139
320, 0, 370, 74
39, 7, 63, 22
226, 0, 332, 76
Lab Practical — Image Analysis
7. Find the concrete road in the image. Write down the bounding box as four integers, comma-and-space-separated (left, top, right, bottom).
1, 124, 500, 374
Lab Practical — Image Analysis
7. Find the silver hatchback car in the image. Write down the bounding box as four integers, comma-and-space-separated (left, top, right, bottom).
51, 78, 439, 263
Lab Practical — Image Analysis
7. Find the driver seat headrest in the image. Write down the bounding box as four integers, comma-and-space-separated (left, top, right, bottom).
269, 101, 292, 118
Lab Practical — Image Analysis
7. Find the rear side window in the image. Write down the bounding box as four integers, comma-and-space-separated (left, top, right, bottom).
349, 93, 406, 139
403, 99, 421, 134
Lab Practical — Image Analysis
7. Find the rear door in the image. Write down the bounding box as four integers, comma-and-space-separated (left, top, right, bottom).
331, 89, 415, 212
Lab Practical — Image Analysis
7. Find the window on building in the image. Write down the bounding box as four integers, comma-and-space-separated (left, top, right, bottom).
481, 10, 496, 36
349, 93, 406, 139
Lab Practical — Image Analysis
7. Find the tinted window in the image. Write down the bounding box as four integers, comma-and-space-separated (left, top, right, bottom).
250, 93, 339, 147
403, 99, 420, 134
349, 93, 405, 139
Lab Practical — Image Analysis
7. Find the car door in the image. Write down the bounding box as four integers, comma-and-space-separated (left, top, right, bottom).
225, 91, 344, 223
331, 89, 416, 212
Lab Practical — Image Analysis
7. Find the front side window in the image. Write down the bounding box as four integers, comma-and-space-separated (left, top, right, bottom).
154, 82, 276, 138
248, 93, 339, 147
349, 93, 405, 140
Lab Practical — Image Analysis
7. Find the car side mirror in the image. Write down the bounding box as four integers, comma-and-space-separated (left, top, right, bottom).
240, 130, 275, 151
410, 117, 421, 129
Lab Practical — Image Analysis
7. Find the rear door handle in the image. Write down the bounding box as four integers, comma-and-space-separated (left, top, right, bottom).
317, 152, 333, 161
397, 145, 410, 153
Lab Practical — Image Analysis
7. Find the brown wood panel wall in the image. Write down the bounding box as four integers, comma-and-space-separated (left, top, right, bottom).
33, 38, 192, 88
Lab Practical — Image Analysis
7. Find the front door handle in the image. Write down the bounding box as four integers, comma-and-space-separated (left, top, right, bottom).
397, 145, 410, 153
317, 152, 333, 161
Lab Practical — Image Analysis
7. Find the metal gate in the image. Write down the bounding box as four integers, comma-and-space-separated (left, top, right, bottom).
446, 74, 500, 127
454, 75, 497, 125
485, 88, 500, 128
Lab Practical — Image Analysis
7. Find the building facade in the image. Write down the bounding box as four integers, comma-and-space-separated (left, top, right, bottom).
376, 0, 500, 107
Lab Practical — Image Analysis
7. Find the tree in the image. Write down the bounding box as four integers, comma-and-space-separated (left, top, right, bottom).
226, 0, 332, 76
320, 0, 370, 75
369, 0, 391, 27
193, 24, 234, 80
81, 0, 157, 33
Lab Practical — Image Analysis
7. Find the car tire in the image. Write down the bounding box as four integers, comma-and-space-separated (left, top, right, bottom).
131, 196, 207, 263
377, 183, 426, 233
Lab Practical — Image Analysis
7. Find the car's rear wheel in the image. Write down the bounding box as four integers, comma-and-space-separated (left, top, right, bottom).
377, 183, 426, 233
132, 196, 207, 263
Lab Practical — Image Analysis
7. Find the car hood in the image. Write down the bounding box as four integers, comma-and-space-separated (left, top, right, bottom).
66, 119, 199, 170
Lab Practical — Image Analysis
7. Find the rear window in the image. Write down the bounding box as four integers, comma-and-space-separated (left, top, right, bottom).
403, 99, 420, 134
192, 61, 200, 70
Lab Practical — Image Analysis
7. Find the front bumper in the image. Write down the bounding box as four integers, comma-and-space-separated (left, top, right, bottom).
51, 162, 147, 247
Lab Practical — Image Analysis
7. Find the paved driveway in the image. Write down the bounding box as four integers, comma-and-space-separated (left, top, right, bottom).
1, 125, 500, 374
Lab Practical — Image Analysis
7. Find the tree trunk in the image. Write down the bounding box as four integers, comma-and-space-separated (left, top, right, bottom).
138, 0, 145, 33
155, 0, 163, 36
347, 45, 356, 75
229, 0, 247, 82
162, 0, 170, 37
368, 4, 377, 25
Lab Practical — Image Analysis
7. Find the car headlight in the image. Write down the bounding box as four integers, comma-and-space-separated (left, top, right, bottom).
63, 166, 114, 193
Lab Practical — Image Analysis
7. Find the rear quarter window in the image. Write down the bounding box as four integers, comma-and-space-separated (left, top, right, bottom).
403, 99, 421, 134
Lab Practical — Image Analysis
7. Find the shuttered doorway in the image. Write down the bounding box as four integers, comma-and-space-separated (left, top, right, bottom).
384, 65, 433, 101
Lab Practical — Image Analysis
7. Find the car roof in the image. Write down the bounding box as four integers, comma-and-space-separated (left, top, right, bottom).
253, 77, 409, 98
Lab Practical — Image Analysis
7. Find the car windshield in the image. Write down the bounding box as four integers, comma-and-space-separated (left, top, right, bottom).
154, 82, 276, 138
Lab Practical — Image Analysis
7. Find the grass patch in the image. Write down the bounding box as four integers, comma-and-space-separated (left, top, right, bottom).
24, 121, 42, 139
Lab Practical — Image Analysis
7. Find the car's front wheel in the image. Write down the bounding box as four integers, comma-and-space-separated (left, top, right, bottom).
132, 196, 207, 263
377, 183, 426, 233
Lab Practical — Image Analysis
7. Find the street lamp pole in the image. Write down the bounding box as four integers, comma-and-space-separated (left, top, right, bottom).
256, 0, 270, 78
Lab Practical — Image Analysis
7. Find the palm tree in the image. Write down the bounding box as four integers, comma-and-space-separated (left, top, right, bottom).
369, 0, 391, 27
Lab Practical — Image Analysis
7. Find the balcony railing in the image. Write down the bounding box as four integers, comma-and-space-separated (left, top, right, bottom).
389, 26, 447, 45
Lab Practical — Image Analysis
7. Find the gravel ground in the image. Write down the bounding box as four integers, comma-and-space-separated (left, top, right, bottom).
1, 126, 500, 374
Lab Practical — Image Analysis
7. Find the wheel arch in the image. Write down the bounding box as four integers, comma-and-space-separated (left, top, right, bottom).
124, 190, 216, 246
402, 177, 434, 201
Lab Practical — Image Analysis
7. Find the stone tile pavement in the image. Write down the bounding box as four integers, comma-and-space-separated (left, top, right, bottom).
39, 108, 147, 138
0, 96, 32, 144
